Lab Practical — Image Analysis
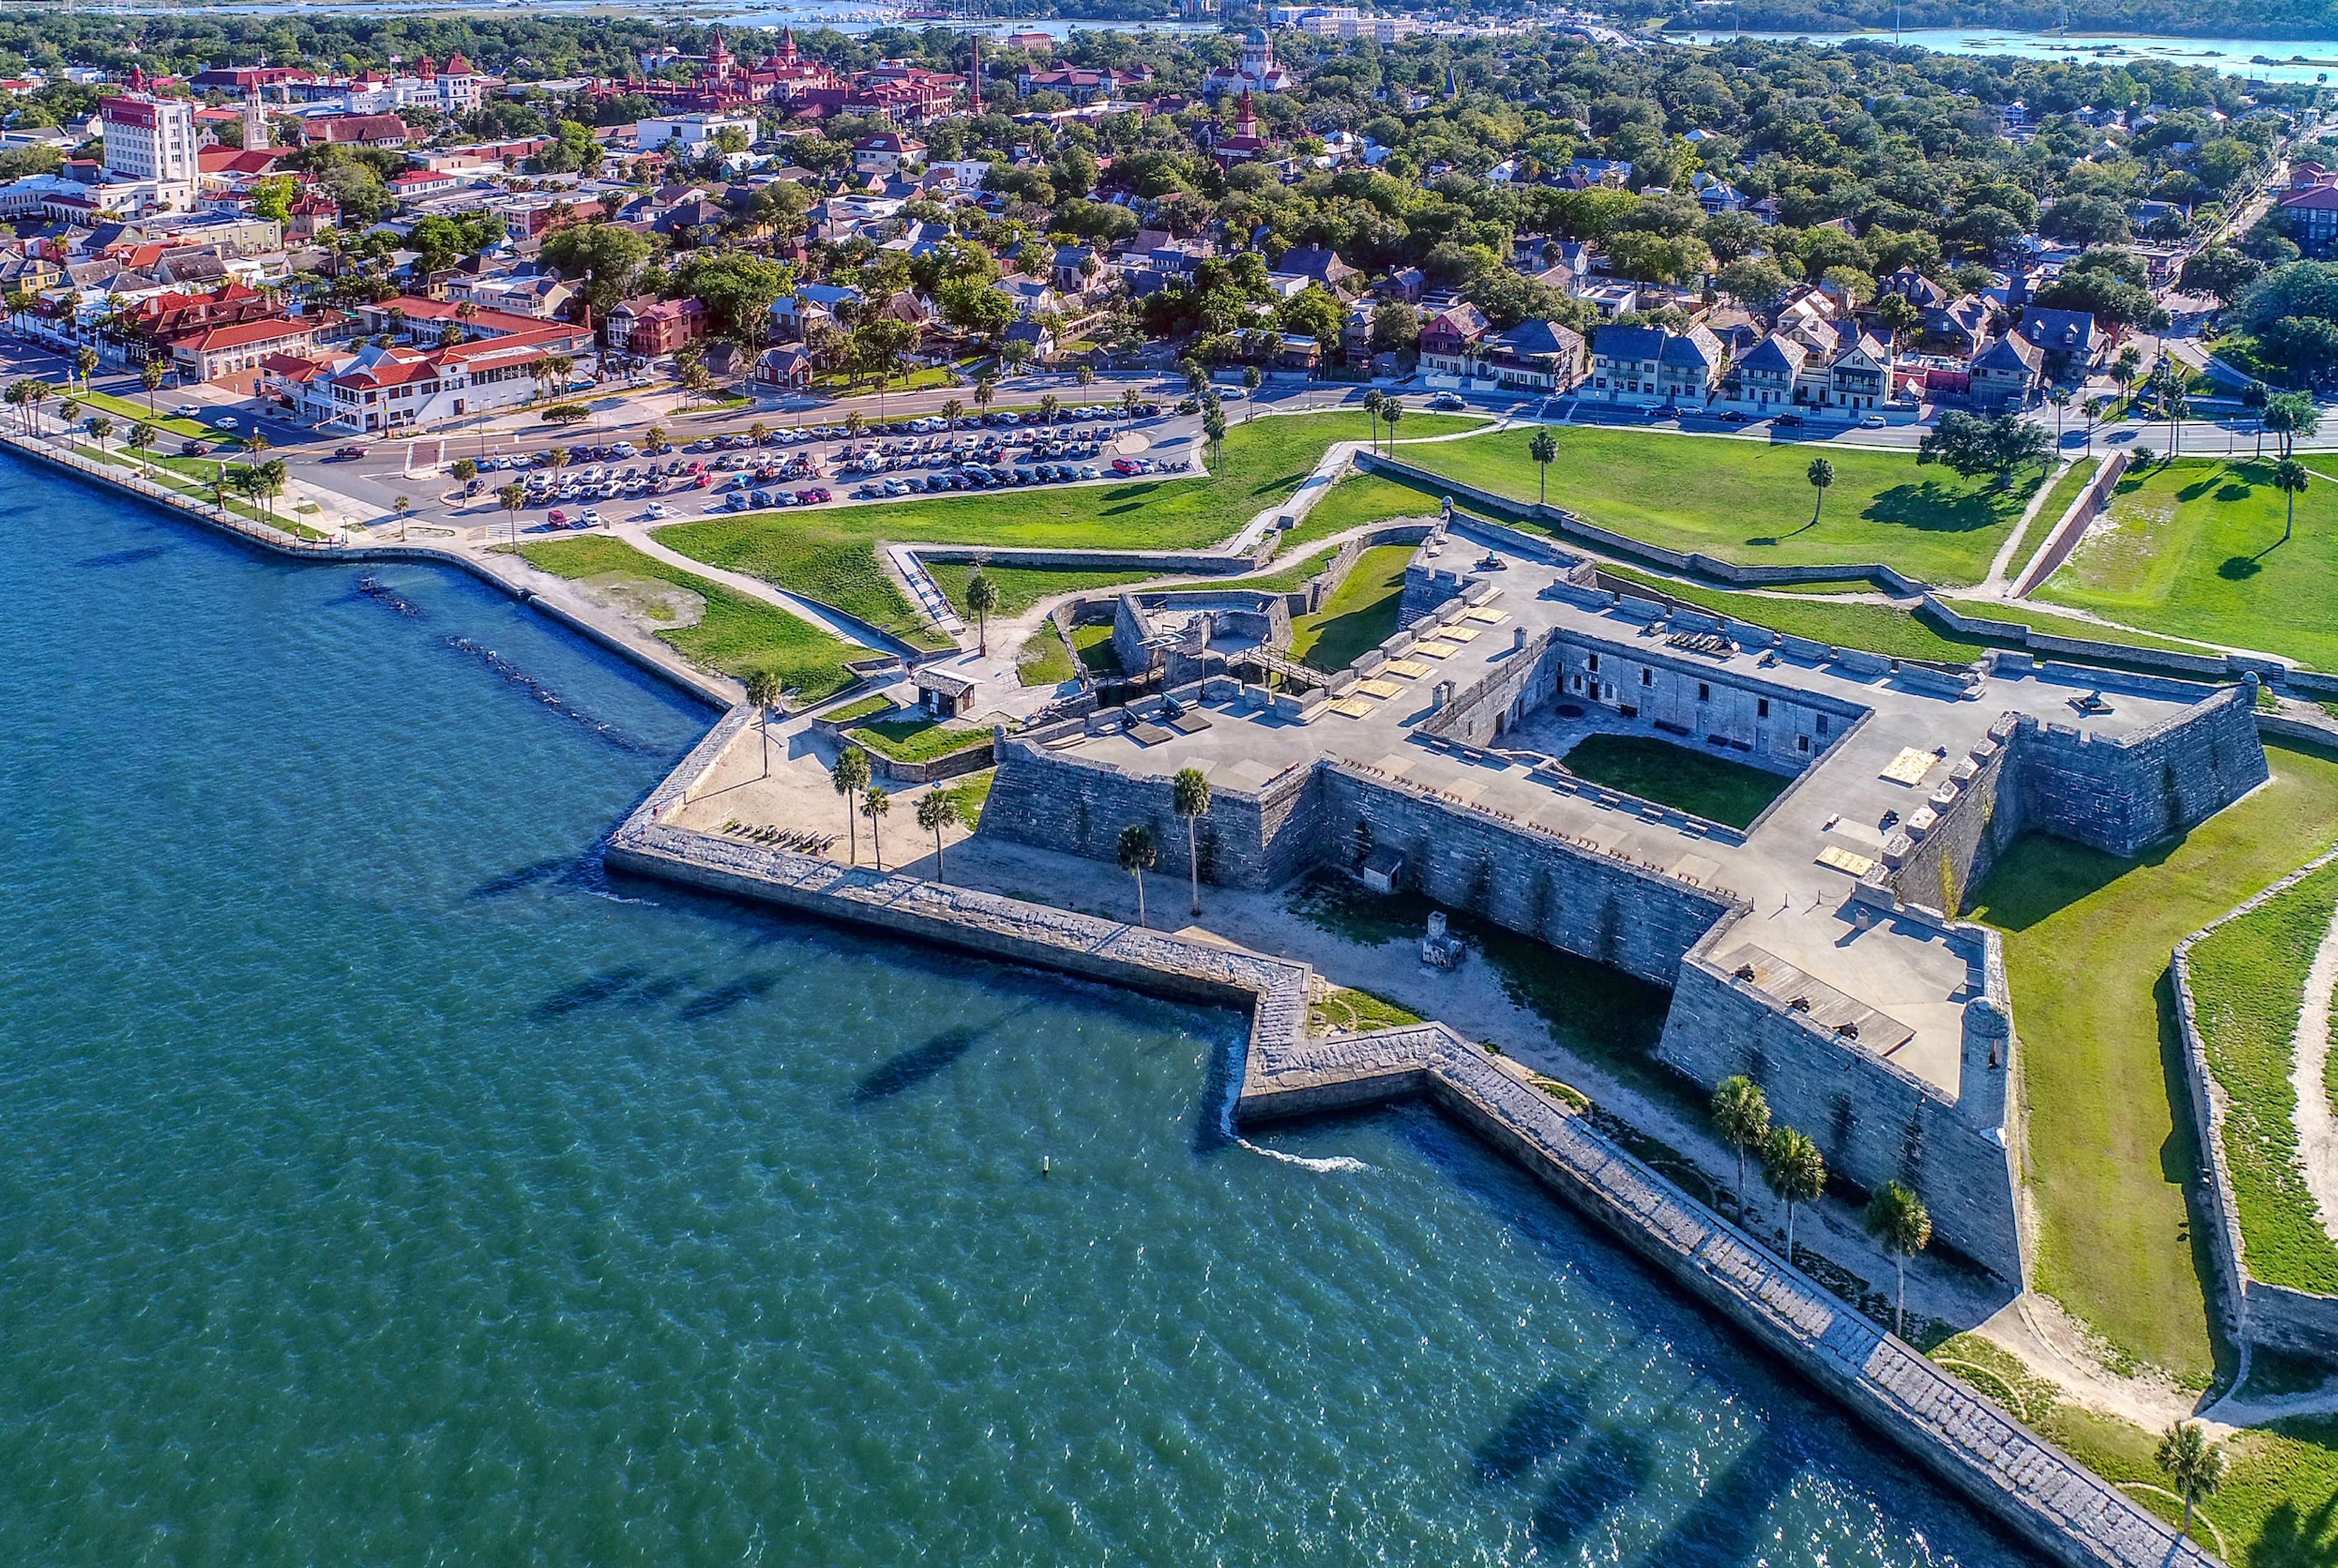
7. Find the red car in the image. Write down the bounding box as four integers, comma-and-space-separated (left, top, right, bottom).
690, 472, 712, 489
547, 508, 569, 528
333, 444, 369, 459
1110, 457, 1140, 476
796, 487, 830, 505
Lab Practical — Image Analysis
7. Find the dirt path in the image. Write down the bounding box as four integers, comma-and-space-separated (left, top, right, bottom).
2290, 901, 2338, 1244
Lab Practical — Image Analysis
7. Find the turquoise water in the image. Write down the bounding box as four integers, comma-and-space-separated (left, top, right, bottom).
0, 460, 2034, 1566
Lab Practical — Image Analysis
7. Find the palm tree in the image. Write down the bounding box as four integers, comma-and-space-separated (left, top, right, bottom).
1710, 1075, 1770, 1215
1121, 387, 1140, 426
831, 744, 870, 864
2047, 385, 2071, 450
24, 379, 47, 432
1803, 456, 1836, 533
749, 420, 771, 446
76, 346, 98, 391
498, 482, 526, 544
645, 424, 668, 453
57, 396, 79, 434
4, 379, 26, 433
244, 428, 270, 461
1117, 822, 1157, 926
941, 396, 964, 432
87, 413, 113, 453
1075, 364, 1095, 390
861, 785, 891, 870
1039, 393, 1060, 425
2165, 385, 2191, 463
2274, 457, 2310, 544
2082, 396, 2105, 455
1241, 364, 1261, 420
965, 569, 999, 656
1171, 766, 1210, 917
1865, 1181, 1932, 1338
1380, 400, 1403, 448
1529, 426, 1558, 505
974, 376, 995, 415
1362, 388, 1386, 453
2155, 1421, 2228, 1545
141, 357, 165, 416
843, 411, 866, 443
256, 458, 288, 523
916, 789, 962, 880
127, 421, 155, 463
393, 494, 412, 541
1761, 1126, 1825, 1258
742, 668, 782, 776
1202, 404, 1227, 469
2243, 380, 2270, 457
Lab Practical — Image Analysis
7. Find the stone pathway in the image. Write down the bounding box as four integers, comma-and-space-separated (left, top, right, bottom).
1984, 456, 2090, 597
2291, 901, 2338, 1244
611, 522, 888, 653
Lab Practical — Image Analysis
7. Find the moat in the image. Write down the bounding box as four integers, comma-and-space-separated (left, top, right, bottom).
0, 451, 2054, 1559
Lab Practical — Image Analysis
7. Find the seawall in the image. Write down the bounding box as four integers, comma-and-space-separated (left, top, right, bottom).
606, 708, 2217, 1568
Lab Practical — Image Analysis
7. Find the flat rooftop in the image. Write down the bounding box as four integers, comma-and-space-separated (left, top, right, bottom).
1053, 537, 2205, 1096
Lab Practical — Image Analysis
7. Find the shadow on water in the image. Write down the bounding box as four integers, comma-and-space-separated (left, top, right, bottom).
474, 842, 647, 906
535, 966, 697, 1020
1632, 1430, 1789, 1567
474, 855, 579, 898
677, 975, 779, 1023
849, 1002, 1041, 1104
1529, 1425, 1660, 1552
1473, 1378, 1591, 1481
74, 544, 172, 569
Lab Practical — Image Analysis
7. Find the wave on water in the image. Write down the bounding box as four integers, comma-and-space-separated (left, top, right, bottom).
1212, 1035, 1369, 1174
444, 635, 662, 755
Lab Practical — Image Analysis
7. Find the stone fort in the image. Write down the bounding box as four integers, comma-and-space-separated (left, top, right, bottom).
975, 519, 2269, 1286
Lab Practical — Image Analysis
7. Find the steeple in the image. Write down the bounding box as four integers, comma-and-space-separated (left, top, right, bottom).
1235, 87, 1256, 138
707, 27, 731, 69
778, 25, 798, 65
242, 85, 268, 151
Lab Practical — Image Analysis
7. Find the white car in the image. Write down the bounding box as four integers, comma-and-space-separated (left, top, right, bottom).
578, 508, 605, 528
174, 404, 200, 418
643, 501, 670, 519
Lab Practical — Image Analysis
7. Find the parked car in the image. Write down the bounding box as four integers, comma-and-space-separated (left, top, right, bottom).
1859, 414, 1887, 429
1775, 413, 1804, 428
179, 440, 211, 457
174, 404, 201, 419
578, 509, 604, 529
547, 509, 569, 528
1718, 410, 1748, 424
644, 501, 671, 520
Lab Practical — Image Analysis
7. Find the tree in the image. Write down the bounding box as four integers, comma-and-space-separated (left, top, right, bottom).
1381, 401, 1403, 447
1000, 336, 1036, 374
3, 380, 26, 434
1362, 388, 1386, 455
2274, 457, 2311, 545
56, 396, 77, 434
2155, 1421, 2228, 1545
940, 397, 964, 432
451, 458, 478, 486
1865, 1181, 1932, 1338
1919, 410, 2047, 486
1529, 427, 1558, 505
541, 402, 592, 427
2264, 391, 2320, 458
973, 376, 995, 413
965, 569, 1000, 657
498, 481, 526, 544
1039, 393, 1060, 425
742, 668, 782, 777
76, 346, 98, 390
2180, 244, 2264, 304
393, 494, 412, 539
2047, 386, 2071, 450
1202, 404, 1227, 469
1171, 766, 1210, 917
86, 413, 112, 453
1117, 822, 1157, 928
24, 379, 46, 432
1761, 1125, 1825, 1257
1873, 293, 1922, 361
645, 424, 669, 452
917, 789, 962, 880
1709, 1075, 1771, 1215
1241, 365, 1262, 419
937, 275, 1015, 340
862, 785, 891, 871
2082, 397, 2105, 455
1122, 387, 1140, 426
127, 421, 155, 460
831, 745, 871, 865
138, 354, 166, 407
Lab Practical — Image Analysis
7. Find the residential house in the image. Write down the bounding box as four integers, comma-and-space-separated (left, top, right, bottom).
1583, 322, 1724, 407
1003, 318, 1056, 363
851, 133, 925, 177
1733, 333, 1805, 410
1273, 244, 1360, 295
606, 295, 707, 355
752, 343, 812, 389
2015, 305, 2098, 377
1416, 301, 1488, 377
1967, 331, 2043, 411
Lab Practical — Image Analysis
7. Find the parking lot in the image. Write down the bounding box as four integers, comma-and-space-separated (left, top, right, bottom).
466, 403, 1176, 532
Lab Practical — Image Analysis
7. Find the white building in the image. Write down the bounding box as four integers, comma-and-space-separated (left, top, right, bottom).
1201, 31, 1295, 97
639, 113, 759, 153
100, 94, 198, 209
263, 326, 595, 433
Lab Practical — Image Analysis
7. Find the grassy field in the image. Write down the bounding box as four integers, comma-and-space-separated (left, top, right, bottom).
2185, 858, 2338, 1295
1070, 622, 1118, 678
1968, 741, 2338, 1381
2037, 459, 2338, 670
2032, 455, 2104, 531
1936, 596, 2207, 656
1933, 1334, 2338, 1568
1558, 733, 1791, 829
1394, 426, 2045, 586
1601, 565, 2005, 664
1014, 623, 1075, 688
655, 412, 1484, 645
513, 534, 863, 701
843, 713, 992, 765
925, 561, 1156, 620
1277, 471, 1444, 555
63, 387, 214, 442
1288, 544, 1413, 671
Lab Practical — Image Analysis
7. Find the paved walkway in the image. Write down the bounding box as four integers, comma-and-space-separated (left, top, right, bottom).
2291, 902, 2338, 1245
611, 522, 886, 652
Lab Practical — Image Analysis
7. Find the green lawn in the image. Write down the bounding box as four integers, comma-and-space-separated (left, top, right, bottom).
512, 534, 863, 701
1935, 597, 2206, 656
63, 387, 214, 442
1933, 1334, 2338, 1568
2037, 458, 2338, 670
844, 713, 992, 764
1070, 621, 1118, 678
2185, 858, 2338, 1295
2033, 455, 2104, 530
1394, 425, 2045, 587
1557, 732, 1791, 829
941, 767, 996, 827
925, 561, 1157, 619
1968, 741, 2338, 1382
1227, 545, 1340, 594
654, 413, 1484, 647
1276, 470, 1445, 555
1014, 623, 1075, 688
1288, 544, 1414, 671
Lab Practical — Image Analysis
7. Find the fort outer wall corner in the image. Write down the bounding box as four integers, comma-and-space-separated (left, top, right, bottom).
2012, 679, 2270, 858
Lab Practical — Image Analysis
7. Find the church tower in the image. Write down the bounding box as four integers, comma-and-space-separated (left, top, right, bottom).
241, 85, 268, 152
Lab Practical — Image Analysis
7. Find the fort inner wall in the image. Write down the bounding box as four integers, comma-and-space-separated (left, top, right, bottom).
2012, 680, 2267, 858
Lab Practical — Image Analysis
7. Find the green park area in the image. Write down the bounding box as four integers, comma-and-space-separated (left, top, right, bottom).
925, 560, 1154, 620
1388, 425, 2046, 586
1556, 733, 1790, 829
653, 411, 1483, 647
2183, 856, 2338, 1296
2037, 458, 2338, 671
511, 534, 863, 701
1970, 741, 2338, 1384
1288, 544, 1414, 671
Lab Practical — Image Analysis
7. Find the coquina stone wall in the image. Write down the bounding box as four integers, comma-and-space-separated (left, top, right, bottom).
1659, 922, 2026, 1283
1885, 716, 2026, 917
2013, 679, 2268, 858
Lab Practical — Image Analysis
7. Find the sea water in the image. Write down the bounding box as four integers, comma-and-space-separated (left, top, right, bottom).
0, 459, 2034, 1565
